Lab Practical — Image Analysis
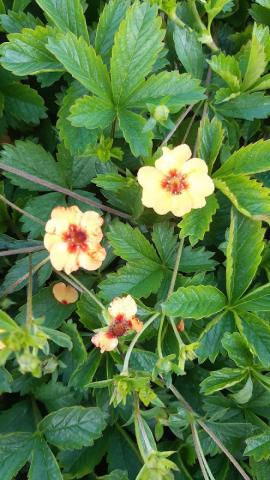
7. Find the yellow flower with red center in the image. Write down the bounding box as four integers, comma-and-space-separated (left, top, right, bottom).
52, 282, 79, 304
92, 295, 143, 353
137, 144, 214, 217
44, 206, 106, 274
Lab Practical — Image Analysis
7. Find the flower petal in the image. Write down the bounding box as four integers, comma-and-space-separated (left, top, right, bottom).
155, 145, 192, 174
109, 295, 137, 319
170, 192, 193, 217
44, 233, 60, 251
92, 331, 118, 353
53, 282, 78, 304
183, 158, 208, 175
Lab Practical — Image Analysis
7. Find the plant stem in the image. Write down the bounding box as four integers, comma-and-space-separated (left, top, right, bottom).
0, 194, 45, 225
191, 423, 212, 480
115, 422, 142, 463
161, 105, 194, 147
0, 245, 45, 257
0, 163, 130, 220
26, 254, 33, 328
1, 256, 50, 298
157, 312, 165, 358
122, 312, 160, 375
168, 237, 185, 297
134, 394, 153, 459
56, 271, 105, 310
181, 101, 203, 144
169, 384, 251, 480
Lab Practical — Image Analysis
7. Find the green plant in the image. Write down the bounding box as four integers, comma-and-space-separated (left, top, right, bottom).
1, 1, 270, 479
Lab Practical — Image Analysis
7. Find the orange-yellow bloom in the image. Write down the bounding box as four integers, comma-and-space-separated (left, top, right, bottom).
137, 144, 214, 217
92, 295, 143, 353
44, 206, 106, 274
52, 282, 79, 304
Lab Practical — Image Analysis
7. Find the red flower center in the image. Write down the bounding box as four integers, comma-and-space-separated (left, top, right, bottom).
108, 313, 131, 338
63, 224, 88, 253
161, 169, 189, 195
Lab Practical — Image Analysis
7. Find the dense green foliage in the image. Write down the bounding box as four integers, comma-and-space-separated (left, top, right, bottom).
1, 1, 270, 479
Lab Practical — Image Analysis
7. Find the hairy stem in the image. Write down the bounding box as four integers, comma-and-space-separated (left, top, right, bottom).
0, 245, 45, 257
26, 254, 33, 328
56, 271, 105, 311
161, 105, 194, 147
1, 256, 50, 298
0, 194, 45, 225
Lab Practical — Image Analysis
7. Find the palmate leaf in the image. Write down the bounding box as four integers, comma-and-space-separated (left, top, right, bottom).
208, 52, 241, 91
39, 406, 107, 450
29, 437, 63, 480
0, 140, 67, 190
36, 0, 89, 42
152, 221, 177, 267
215, 139, 270, 177
235, 311, 270, 368
179, 194, 219, 246
216, 92, 270, 120
215, 175, 270, 223
47, 32, 112, 99
95, 0, 131, 64
108, 220, 160, 264
110, 1, 164, 104
245, 433, 270, 461
234, 284, 270, 312
0, 26, 63, 76
118, 108, 153, 157
99, 262, 164, 300
0, 10, 39, 34
1, 83, 47, 125
163, 285, 227, 319
197, 311, 234, 363
173, 25, 205, 80
69, 95, 116, 130
0, 432, 34, 480
222, 332, 253, 367
57, 82, 98, 156
200, 368, 248, 395
126, 71, 205, 111
198, 117, 224, 172
241, 24, 267, 91
226, 208, 265, 302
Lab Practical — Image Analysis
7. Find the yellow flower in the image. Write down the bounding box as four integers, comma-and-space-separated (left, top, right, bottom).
137, 144, 214, 217
44, 206, 106, 274
92, 295, 143, 353
52, 282, 79, 304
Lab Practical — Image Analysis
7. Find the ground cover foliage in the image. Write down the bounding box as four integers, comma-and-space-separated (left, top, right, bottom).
1, 0, 270, 479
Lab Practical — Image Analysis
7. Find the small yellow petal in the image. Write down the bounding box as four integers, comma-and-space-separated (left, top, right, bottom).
92, 331, 118, 353
109, 295, 137, 319
155, 144, 192, 174
53, 282, 79, 304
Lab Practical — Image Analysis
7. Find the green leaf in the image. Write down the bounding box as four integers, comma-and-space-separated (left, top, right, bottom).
198, 117, 224, 172
60, 321, 88, 383
216, 92, 270, 120
108, 220, 160, 264
0, 310, 20, 332
0, 26, 63, 76
47, 32, 111, 99
242, 24, 267, 91
236, 311, 270, 368
57, 82, 98, 156
245, 433, 270, 461
12, 0, 31, 12
69, 95, 116, 130
99, 262, 164, 301
107, 427, 141, 479
215, 140, 270, 177
226, 208, 264, 302
16, 286, 76, 329
230, 377, 253, 405
205, 0, 232, 26
180, 246, 217, 273
29, 437, 63, 480
36, 0, 89, 42
163, 285, 227, 319
41, 326, 73, 350
235, 284, 270, 312
110, 1, 164, 104
0, 432, 34, 480
0, 140, 67, 191
76, 293, 101, 330
215, 175, 270, 223
173, 25, 204, 79
208, 52, 241, 91
197, 312, 235, 363
69, 349, 102, 389
0, 11, 39, 34
118, 108, 152, 157
200, 368, 248, 395
179, 194, 219, 246
58, 439, 107, 478
39, 406, 107, 450
1, 83, 47, 125
34, 381, 78, 412
0, 251, 51, 296
152, 221, 177, 267
127, 71, 205, 111
95, 0, 130, 64
0, 399, 36, 433
0, 367, 13, 394
222, 332, 253, 367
